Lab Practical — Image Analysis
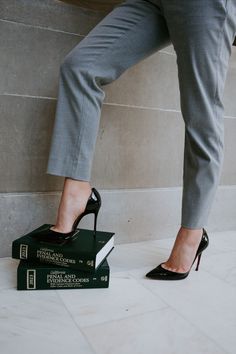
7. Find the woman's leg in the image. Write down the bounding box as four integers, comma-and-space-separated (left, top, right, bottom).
46, 0, 171, 232
160, 0, 236, 272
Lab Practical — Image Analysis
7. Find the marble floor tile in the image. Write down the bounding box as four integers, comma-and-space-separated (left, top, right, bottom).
0, 288, 95, 354
208, 230, 236, 253
108, 240, 169, 273
57, 272, 167, 328
129, 268, 236, 354
0, 229, 235, 354
199, 251, 236, 287
82, 307, 226, 354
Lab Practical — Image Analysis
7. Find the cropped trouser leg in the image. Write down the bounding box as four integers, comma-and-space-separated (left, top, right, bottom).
46, 0, 236, 229
46, 0, 171, 181
161, 0, 236, 228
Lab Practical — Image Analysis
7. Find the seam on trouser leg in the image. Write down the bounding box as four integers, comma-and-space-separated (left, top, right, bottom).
213, 0, 228, 145
71, 91, 86, 175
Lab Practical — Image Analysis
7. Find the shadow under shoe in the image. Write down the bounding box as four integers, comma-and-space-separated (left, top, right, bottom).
145, 228, 209, 280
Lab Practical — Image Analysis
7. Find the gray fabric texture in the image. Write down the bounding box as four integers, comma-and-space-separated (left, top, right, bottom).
46, 0, 236, 228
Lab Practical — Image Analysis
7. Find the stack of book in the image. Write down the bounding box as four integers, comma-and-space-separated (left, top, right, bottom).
11, 223, 115, 290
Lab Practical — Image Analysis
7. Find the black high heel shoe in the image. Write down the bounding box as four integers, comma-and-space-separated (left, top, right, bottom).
145, 228, 209, 280
32, 187, 102, 242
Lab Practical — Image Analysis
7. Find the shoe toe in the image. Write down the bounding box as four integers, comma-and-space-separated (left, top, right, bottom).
145, 263, 188, 280
145, 264, 166, 278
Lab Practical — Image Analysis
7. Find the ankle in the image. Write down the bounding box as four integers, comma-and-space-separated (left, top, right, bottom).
63, 178, 92, 198
178, 226, 203, 245
180, 226, 202, 234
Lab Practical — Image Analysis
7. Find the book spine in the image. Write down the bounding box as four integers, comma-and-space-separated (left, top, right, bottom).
12, 242, 96, 272
17, 266, 110, 290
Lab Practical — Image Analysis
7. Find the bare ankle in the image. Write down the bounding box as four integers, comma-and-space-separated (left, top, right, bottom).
64, 177, 91, 187
178, 226, 203, 242
63, 178, 92, 197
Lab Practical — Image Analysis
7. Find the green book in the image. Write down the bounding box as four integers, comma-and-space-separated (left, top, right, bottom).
12, 224, 115, 272
17, 258, 110, 290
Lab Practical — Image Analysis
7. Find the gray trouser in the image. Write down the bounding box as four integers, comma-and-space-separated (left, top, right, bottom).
46, 0, 236, 228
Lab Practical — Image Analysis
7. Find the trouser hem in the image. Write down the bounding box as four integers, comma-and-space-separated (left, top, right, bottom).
46, 157, 91, 181
180, 223, 206, 230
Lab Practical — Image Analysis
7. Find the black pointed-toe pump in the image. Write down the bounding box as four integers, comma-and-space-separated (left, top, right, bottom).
32, 187, 102, 242
145, 228, 209, 280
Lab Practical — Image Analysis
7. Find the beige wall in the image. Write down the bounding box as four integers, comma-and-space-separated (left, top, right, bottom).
0, 0, 235, 257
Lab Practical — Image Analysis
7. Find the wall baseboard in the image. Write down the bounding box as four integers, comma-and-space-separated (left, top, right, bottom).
1, 185, 236, 257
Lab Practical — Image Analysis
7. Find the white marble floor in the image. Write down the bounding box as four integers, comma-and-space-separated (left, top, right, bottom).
1, 230, 236, 354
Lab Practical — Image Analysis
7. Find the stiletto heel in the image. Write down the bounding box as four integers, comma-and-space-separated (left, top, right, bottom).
145, 227, 209, 280
71, 187, 102, 238
33, 187, 102, 242
93, 210, 99, 238
195, 252, 202, 271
